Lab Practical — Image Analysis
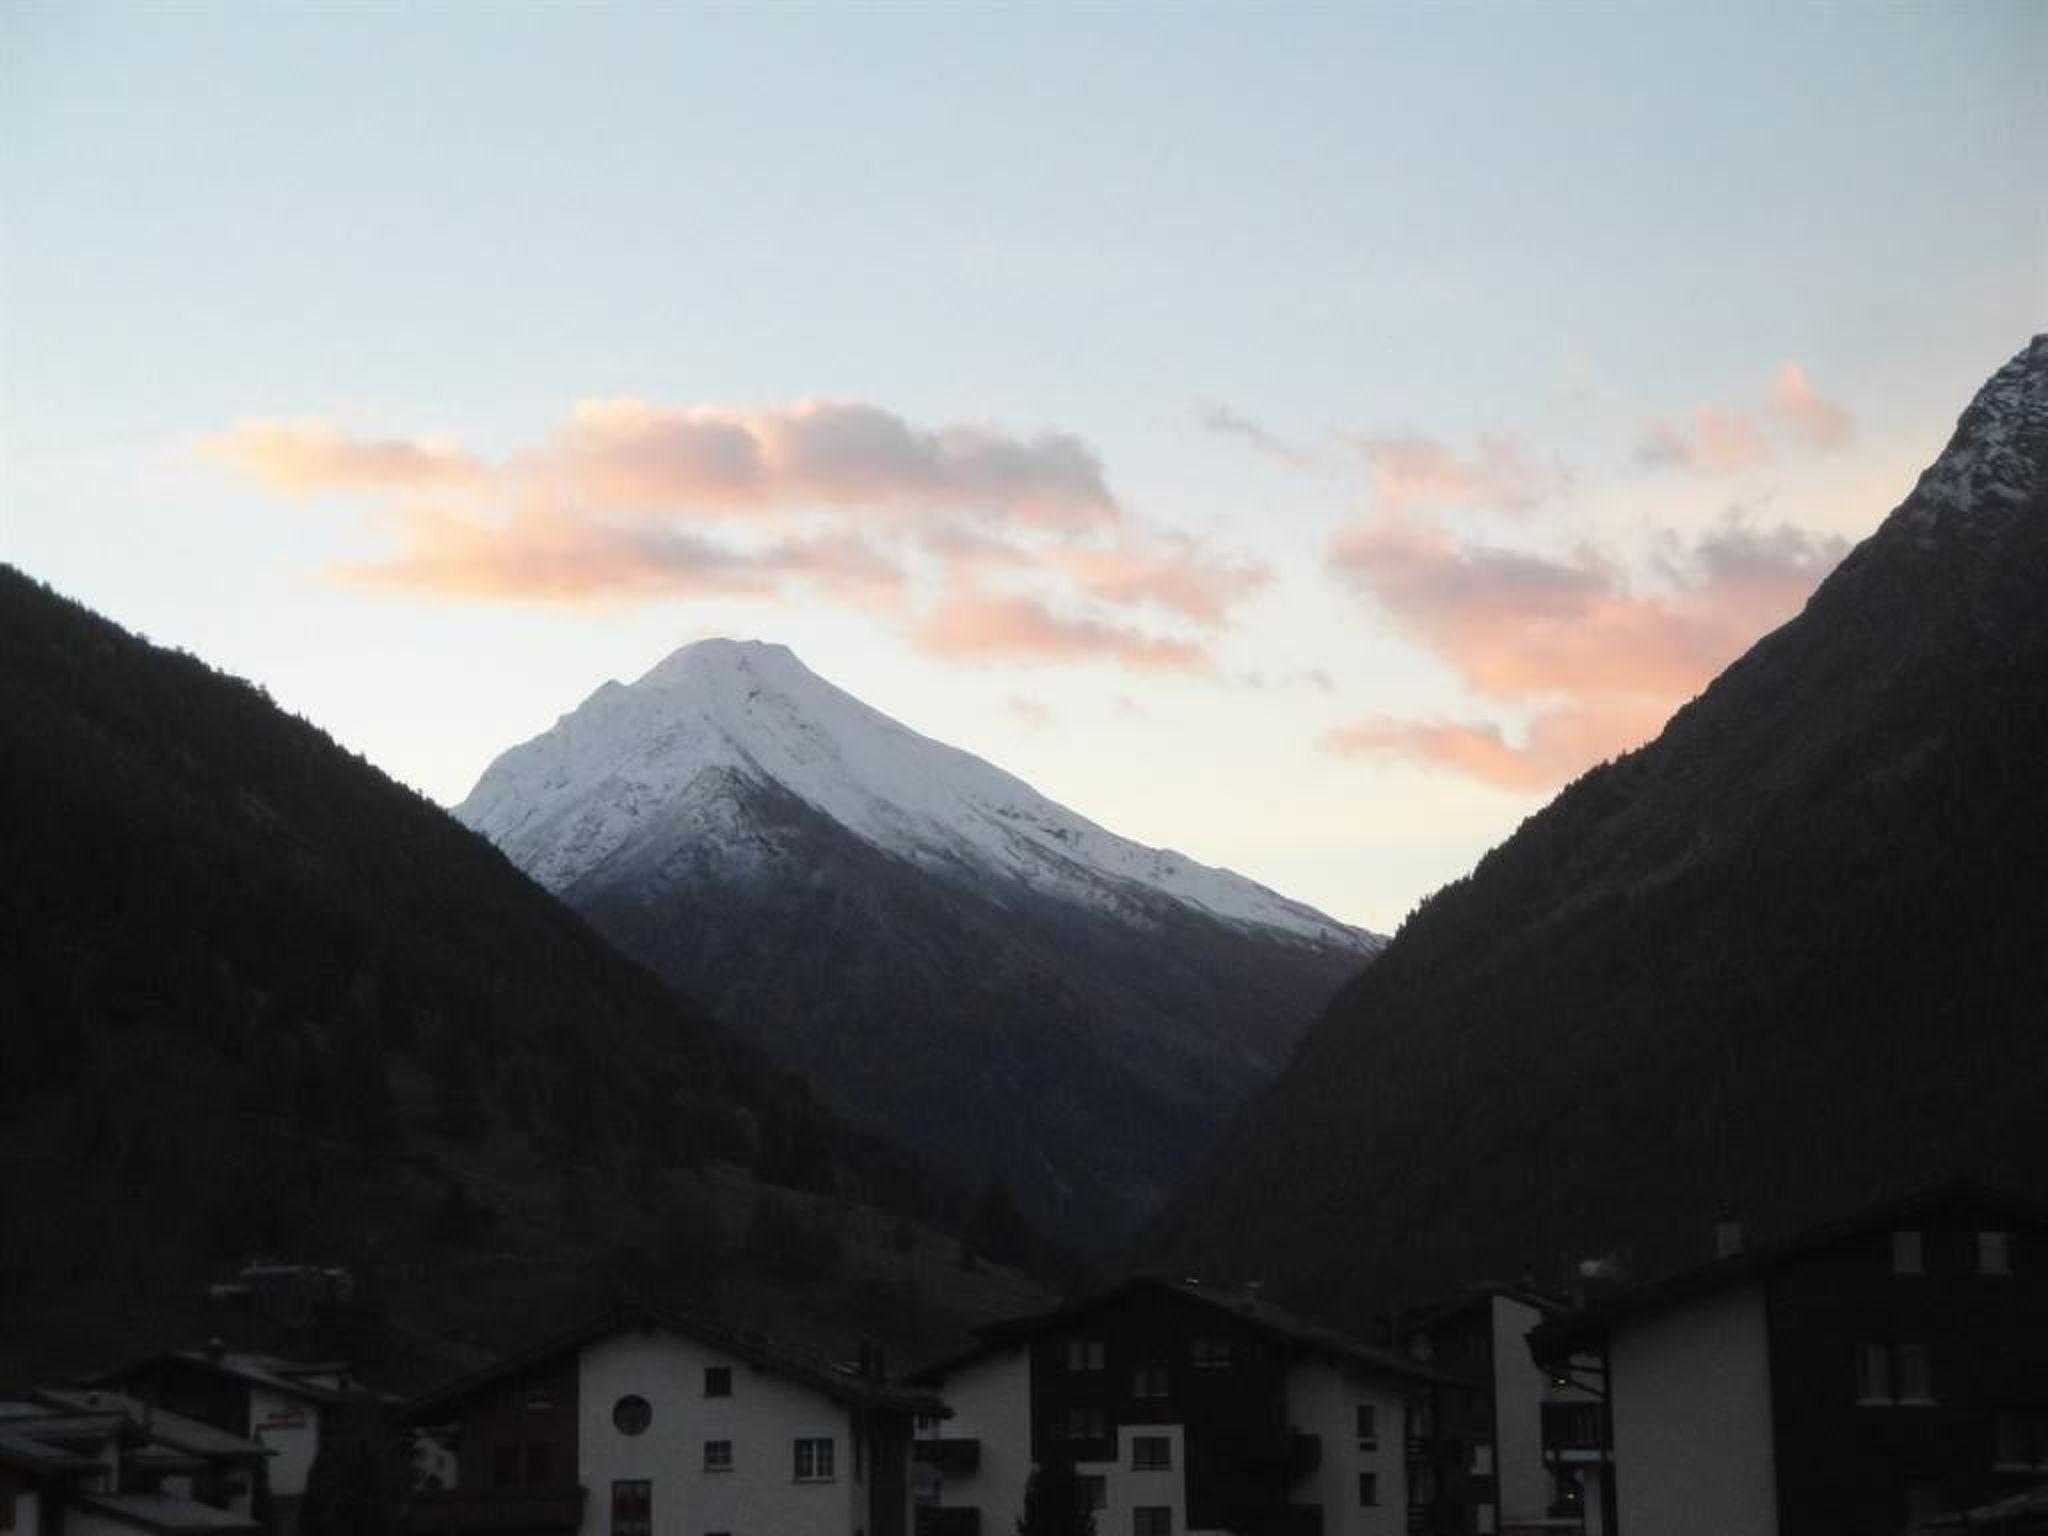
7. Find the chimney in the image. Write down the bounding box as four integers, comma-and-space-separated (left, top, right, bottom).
1713, 1215, 1744, 1259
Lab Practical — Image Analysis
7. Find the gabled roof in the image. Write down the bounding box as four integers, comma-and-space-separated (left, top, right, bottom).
38, 1389, 271, 1462
100, 1349, 359, 1407
908, 1277, 1457, 1388
0, 1424, 103, 1475
403, 1303, 943, 1423
75, 1493, 262, 1534
1532, 1179, 2043, 1361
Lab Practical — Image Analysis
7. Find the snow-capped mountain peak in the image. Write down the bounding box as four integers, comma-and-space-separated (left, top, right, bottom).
457, 639, 1373, 951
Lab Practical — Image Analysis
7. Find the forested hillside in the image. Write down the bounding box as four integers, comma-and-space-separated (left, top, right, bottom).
0, 566, 1048, 1391
1150, 336, 2048, 1329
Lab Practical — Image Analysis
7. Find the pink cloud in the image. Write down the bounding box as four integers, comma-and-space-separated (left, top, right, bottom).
1635, 406, 1771, 475
916, 591, 1211, 672
204, 397, 1242, 670
329, 504, 906, 608
1346, 432, 1568, 515
1326, 508, 1846, 786
1050, 534, 1270, 625
201, 421, 485, 498
1770, 362, 1854, 449
1323, 697, 1678, 792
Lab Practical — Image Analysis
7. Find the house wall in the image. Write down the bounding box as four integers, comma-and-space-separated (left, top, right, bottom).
1077, 1423, 1187, 1536
1765, 1205, 2048, 1533
449, 1355, 580, 1493
1488, 1297, 1552, 1531
575, 1328, 867, 1536
1286, 1356, 1408, 1536
918, 1348, 1031, 1533
1027, 1289, 1296, 1536
0, 1475, 41, 1536
1609, 1282, 1777, 1536
246, 1386, 322, 1499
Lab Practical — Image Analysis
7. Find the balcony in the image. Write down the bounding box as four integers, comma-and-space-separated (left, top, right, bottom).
916, 1508, 982, 1536
1541, 1402, 1609, 1461
406, 1487, 585, 1534
914, 1438, 982, 1476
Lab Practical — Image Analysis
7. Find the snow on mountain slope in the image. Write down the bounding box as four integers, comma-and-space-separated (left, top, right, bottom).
458, 639, 1375, 952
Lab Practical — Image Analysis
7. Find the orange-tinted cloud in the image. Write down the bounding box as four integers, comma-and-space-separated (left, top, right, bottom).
916, 590, 1211, 672
1346, 432, 1568, 515
1051, 534, 1270, 625
201, 421, 485, 497
550, 399, 1116, 526
1323, 697, 1677, 792
206, 400, 1240, 670
1770, 362, 1854, 449
330, 504, 905, 609
1325, 508, 1847, 787
1636, 363, 1852, 472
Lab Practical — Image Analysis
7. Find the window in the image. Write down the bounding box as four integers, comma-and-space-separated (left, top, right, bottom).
1475, 1504, 1497, 1535
1893, 1229, 1925, 1275
493, 1444, 521, 1487
1996, 1410, 2048, 1469
1355, 1403, 1377, 1449
1067, 1406, 1107, 1441
611, 1481, 652, 1536
1859, 1343, 1933, 1404
525, 1444, 552, 1484
1981, 1231, 2012, 1275
704, 1439, 733, 1472
1079, 1476, 1108, 1513
1134, 1509, 1172, 1536
1132, 1435, 1172, 1470
1191, 1336, 1232, 1370
1359, 1472, 1379, 1506
1133, 1366, 1170, 1399
1066, 1338, 1106, 1371
524, 1391, 556, 1412
1470, 1442, 1494, 1476
1897, 1343, 1933, 1402
612, 1395, 652, 1436
704, 1366, 733, 1397
855, 1432, 866, 1483
794, 1436, 836, 1481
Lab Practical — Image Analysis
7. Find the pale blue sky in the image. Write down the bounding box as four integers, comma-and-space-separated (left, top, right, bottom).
4, 2, 2043, 928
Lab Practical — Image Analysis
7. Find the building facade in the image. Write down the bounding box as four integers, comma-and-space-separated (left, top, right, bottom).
402, 1304, 931, 1536
1397, 1285, 1612, 1536
910, 1278, 1452, 1536
1531, 1183, 2048, 1536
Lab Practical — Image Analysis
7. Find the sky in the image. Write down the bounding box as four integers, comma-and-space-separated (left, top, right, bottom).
3, 2, 2043, 932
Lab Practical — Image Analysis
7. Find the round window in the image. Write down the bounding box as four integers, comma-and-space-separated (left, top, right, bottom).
612, 1395, 652, 1436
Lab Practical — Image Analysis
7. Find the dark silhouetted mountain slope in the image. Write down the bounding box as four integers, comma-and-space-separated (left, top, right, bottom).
0, 567, 1047, 1389
1148, 336, 2048, 1328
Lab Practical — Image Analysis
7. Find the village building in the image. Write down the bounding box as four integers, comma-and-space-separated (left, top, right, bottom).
399, 1302, 936, 1536
0, 1390, 270, 1536
96, 1346, 361, 1534
1528, 1182, 2048, 1536
907, 1276, 1454, 1536
1393, 1283, 1612, 1536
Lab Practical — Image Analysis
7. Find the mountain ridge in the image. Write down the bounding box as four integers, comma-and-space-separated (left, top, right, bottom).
459, 637, 1375, 951
456, 640, 1379, 1250
1147, 334, 2048, 1326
